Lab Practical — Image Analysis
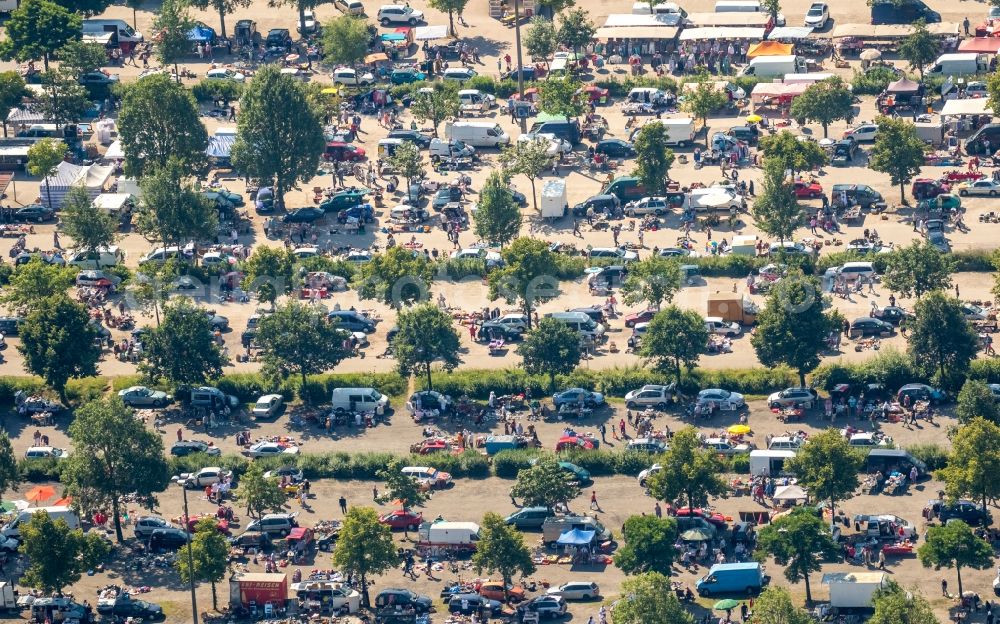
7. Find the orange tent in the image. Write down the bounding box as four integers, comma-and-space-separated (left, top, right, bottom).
25, 485, 55, 505
746, 41, 793, 59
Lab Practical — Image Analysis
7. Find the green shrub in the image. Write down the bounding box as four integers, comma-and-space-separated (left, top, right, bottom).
191, 78, 244, 103
729, 454, 750, 474
850, 66, 898, 96
968, 358, 1000, 383
167, 453, 250, 478
0, 263, 12, 286
18, 458, 61, 482
811, 348, 922, 391
686, 367, 797, 395
296, 256, 358, 280
64, 377, 108, 405
905, 443, 949, 471
435, 257, 488, 280
952, 250, 994, 272
463, 76, 529, 98
594, 75, 678, 97
217, 374, 283, 404
552, 254, 587, 280
0, 377, 45, 405
110, 375, 145, 392
493, 449, 541, 478
423, 369, 549, 398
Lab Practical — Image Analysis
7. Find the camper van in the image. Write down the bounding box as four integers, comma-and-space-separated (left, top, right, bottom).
741, 55, 807, 77
330, 387, 389, 414
927, 53, 989, 76
3, 506, 80, 538
749, 450, 796, 476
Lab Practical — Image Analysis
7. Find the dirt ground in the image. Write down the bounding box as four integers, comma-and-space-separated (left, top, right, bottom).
0, 0, 999, 619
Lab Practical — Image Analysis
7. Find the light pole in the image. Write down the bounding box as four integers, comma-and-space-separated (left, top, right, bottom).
182, 485, 200, 624
512, 0, 527, 132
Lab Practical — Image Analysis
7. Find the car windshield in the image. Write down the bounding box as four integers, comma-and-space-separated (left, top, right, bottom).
807, 7, 822, 15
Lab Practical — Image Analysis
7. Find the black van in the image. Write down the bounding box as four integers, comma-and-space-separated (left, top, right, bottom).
966, 124, 1000, 155
328, 310, 376, 333
529, 117, 582, 144
572, 193, 619, 217
148, 528, 190, 551
866, 449, 928, 478
870, 0, 940, 24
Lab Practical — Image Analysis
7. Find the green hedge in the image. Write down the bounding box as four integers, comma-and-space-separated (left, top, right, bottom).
905, 443, 949, 471
851, 66, 899, 96
688, 254, 815, 278
18, 458, 62, 482
594, 75, 678, 97
952, 250, 995, 272
811, 348, 923, 391
434, 257, 489, 281
191, 78, 244, 103
816, 249, 993, 275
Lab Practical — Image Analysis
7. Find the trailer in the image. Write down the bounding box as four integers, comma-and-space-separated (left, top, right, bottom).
541, 179, 567, 219
229, 573, 288, 610
823, 572, 887, 610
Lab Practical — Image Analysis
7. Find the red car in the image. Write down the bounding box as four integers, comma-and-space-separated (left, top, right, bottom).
183, 515, 231, 535
670, 506, 728, 528
793, 180, 823, 198
624, 309, 656, 328
323, 141, 366, 162
555, 435, 598, 452
379, 510, 424, 531
579, 84, 609, 105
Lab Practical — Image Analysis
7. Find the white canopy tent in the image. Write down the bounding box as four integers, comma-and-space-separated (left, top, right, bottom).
602, 13, 683, 27
680, 27, 766, 41
773, 484, 808, 501
940, 98, 993, 118
103, 140, 124, 160
767, 26, 814, 39
414, 25, 448, 40
39, 161, 114, 208
594, 26, 680, 40
92, 193, 134, 214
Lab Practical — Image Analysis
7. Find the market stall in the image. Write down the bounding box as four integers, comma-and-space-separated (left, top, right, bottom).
414, 25, 448, 40
39, 161, 114, 208
750, 81, 808, 107
685, 12, 773, 29
958, 37, 1000, 53
746, 41, 794, 59
679, 27, 766, 41
766, 26, 814, 40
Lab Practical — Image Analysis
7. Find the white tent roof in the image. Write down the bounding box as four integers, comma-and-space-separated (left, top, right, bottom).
414, 25, 448, 40
603, 13, 683, 27
104, 140, 124, 160
767, 26, 814, 39
595, 26, 680, 40
940, 98, 993, 117
93, 193, 134, 212
680, 27, 766, 41
773, 484, 808, 500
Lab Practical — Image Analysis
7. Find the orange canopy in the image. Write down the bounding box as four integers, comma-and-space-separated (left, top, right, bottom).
746, 41, 793, 59
25, 485, 55, 504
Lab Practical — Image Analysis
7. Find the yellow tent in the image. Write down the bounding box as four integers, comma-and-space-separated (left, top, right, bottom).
746, 41, 793, 59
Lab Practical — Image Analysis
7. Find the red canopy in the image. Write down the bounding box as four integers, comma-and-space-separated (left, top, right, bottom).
959, 38, 1000, 53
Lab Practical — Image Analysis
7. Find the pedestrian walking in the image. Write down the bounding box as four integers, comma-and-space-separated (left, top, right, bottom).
590, 490, 599, 511
942, 578, 949, 597
877, 549, 885, 570
339, 495, 348, 514
599, 423, 607, 442
654, 502, 662, 518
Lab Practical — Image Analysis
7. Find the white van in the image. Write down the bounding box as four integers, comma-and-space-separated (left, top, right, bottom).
3, 506, 80, 538
658, 118, 696, 147
545, 311, 605, 340
927, 53, 989, 76
742, 55, 807, 77
715, 0, 761, 11
429, 138, 475, 158
748, 450, 796, 476
82, 19, 143, 44
443, 121, 510, 148
67, 245, 125, 268
632, 1, 687, 16
836, 261, 875, 282
330, 387, 389, 414
401, 466, 452, 488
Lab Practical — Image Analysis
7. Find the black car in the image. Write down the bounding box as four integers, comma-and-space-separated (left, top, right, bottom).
328, 310, 376, 333
0, 317, 23, 336
387, 129, 432, 148
265, 28, 291, 49
15, 204, 55, 223
572, 193, 619, 217
170, 440, 218, 457
376, 589, 433, 614
148, 527, 191, 551
478, 322, 521, 342
848, 317, 894, 338
503, 67, 537, 81
872, 306, 911, 325
728, 125, 759, 145
511, 188, 528, 206
595, 139, 635, 158
282, 207, 325, 223
928, 499, 992, 526
448, 594, 502, 616
97, 596, 163, 620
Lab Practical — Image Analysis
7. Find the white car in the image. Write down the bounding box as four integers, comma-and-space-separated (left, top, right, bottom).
704, 317, 741, 337
767, 435, 805, 451
496, 313, 529, 333
637, 464, 661, 487
252, 394, 284, 419
297, 8, 318, 33
377, 4, 424, 25
335, 0, 365, 13
450, 247, 502, 266
625, 196, 670, 216
546, 581, 600, 601
332, 67, 375, 86
441, 67, 477, 82
588, 247, 639, 262
206, 67, 245, 82
846, 432, 892, 448
242, 442, 301, 459
844, 123, 878, 142
958, 179, 1000, 197
695, 389, 746, 410
24, 446, 69, 460
966, 81, 989, 97
703, 438, 754, 455
804, 2, 828, 28
517, 132, 572, 156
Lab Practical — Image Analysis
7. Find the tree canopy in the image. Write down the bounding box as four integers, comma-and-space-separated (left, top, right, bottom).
955, 379, 1000, 425
786, 429, 860, 524
489, 238, 561, 329
899, 19, 939, 79
0, 432, 20, 501
386, 141, 425, 188
27, 137, 67, 210
498, 139, 552, 214
0, 71, 30, 137
190, 0, 252, 39
20, 510, 110, 594
236, 462, 287, 519
538, 77, 587, 119
176, 518, 230, 610
939, 417, 1000, 513
789, 77, 854, 138
0, 0, 81, 70
632, 121, 676, 195
870, 116, 926, 203
473, 170, 522, 247
59, 185, 118, 257
610, 573, 695, 624
755, 507, 838, 604
140, 298, 229, 386
907, 290, 979, 385
136, 159, 219, 247
646, 427, 726, 513
255, 301, 351, 396
375, 459, 428, 510
332, 507, 400, 607
18, 295, 100, 401
1, 258, 74, 314
620, 255, 681, 310
524, 17, 557, 68
472, 512, 536, 601
639, 306, 708, 382
748, 587, 813, 624
517, 316, 581, 390
152, 0, 196, 74
428, 0, 469, 36
752, 158, 803, 244
758, 130, 828, 177
392, 303, 461, 391
55, 40, 108, 80
614, 514, 678, 575
918, 520, 994, 597
557, 9, 596, 57
321, 15, 370, 72
868, 581, 939, 624
410, 82, 460, 137
510, 459, 580, 509
356, 246, 434, 306
881, 240, 953, 299
682, 76, 729, 146
241, 246, 295, 307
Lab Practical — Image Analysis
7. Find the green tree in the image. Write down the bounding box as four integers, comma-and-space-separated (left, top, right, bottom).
755, 508, 838, 605
53, 0, 109, 15
639, 306, 708, 383
868, 581, 939, 624
682, 75, 729, 147
786, 429, 860, 526
499, 139, 552, 214
870, 116, 926, 203
761, 0, 780, 19
752, 158, 803, 245
752, 272, 838, 385
410, 82, 460, 137
332, 507, 400, 607
268, 0, 320, 40
489, 237, 560, 329
356, 246, 434, 307
918, 520, 994, 598
137, 160, 218, 247
939, 417, 1000, 512
117, 74, 208, 177
473, 170, 522, 247
140, 298, 229, 386
510, 459, 580, 510
190, 0, 251, 39
557, 8, 595, 58
0, 71, 29, 137
631, 121, 676, 195
320, 15, 370, 85
176, 518, 230, 610
20, 511, 110, 594
375, 459, 429, 511
524, 17, 557, 69
255, 301, 351, 397
393, 304, 461, 391
236, 462, 287, 519
232, 65, 324, 209
0, 0, 81, 70
18, 295, 100, 401
789, 77, 854, 138
758, 130, 828, 177
56, 40, 108, 79
241, 246, 295, 307
0, 433, 20, 502
899, 20, 939, 80
59, 185, 118, 258
620, 255, 680, 310
472, 512, 536, 601
610, 573, 695, 624
35, 70, 90, 127
646, 427, 726, 513
614, 514, 678, 576
538, 77, 587, 119
517, 316, 581, 390
27, 137, 66, 210
428, 0, 469, 37
536, 0, 574, 13
907, 290, 978, 384
62, 397, 169, 543
956, 380, 1000, 425
881, 240, 953, 299
1, 259, 74, 314
153, 0, 196, 81
386, 141, 425, 188
748, 587, 813, 624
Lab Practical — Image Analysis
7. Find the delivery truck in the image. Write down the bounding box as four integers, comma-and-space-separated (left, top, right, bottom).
229, 572, 288, 609
742, 55, 807, 77
823, 572, 887, 609
708, 292, 759, 324
418, 521, 480, 552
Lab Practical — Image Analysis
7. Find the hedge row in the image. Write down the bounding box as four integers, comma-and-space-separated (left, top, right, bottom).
815, 249, 994, 275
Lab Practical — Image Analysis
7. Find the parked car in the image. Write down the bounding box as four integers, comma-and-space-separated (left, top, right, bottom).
379, 509, 424, 530
263, 466, 304, 481
79, 70, 120, 86
242, 441, 300, 459
804, 1, 829, 27
390, 67, 426, 84
118, 385, 173, 407
926, 499, 992, 526
15, 204, 55, 223
96, 596, 162, 619
24, 446, 69, 460
623, 309, 656, 328
388, 129, 432, 148
179, 467, 231, 488
705, 317, 741, 337
519, 596, 567, 619
252, 394, 284, 419
595, 139, 635, 158
844, 123, 878, 142
767, 387, 818, 409
637, 464, 661, 487
441, 67, 477, 82
546, 581, 600, 601
695, 389, 746, 410
897, 383, 947, 404
170, 440, 221, 457
958, 179, 1000, 197
505, 507, 556, 530
377, 4, 424, 25
626, 437, 667, 453
478, 581, 525, 602
552, 388, 605, 408
246, 513, 299, 536
448, 594, 502, 616
793, 180, 823, 198
703, 438, 753, 455
588, 247, 638, 262
134, 516, 174, 539
282, 207, 325, 223
848, 317, 894, 338
375, 589, 432, 614
76, 270, 122, 288
624, 384, 677, 409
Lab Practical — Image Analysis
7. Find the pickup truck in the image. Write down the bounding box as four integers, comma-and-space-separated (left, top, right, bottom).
97, 594, 164, 619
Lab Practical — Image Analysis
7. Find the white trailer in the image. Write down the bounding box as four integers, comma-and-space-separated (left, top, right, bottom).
914, 122, 945, 145
741, 55, 807, 77
749, 449, 796, 476
823, 572, 887, 609
541, 179, 567, 219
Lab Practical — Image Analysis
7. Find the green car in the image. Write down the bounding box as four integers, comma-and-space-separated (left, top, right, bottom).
320, 190, 367, 212
391, 68, 426, 84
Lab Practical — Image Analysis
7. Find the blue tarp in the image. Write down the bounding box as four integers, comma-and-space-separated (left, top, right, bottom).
206, 134, 235, 159
557, 529, 596, 546
187, 25, 215, 42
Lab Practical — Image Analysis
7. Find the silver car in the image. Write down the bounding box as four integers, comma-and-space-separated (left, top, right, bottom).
546, 581, 600, 601
118, 386, 173, 408
624, 384, 676, 410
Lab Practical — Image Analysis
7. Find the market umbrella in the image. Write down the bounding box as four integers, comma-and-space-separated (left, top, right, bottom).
681, 527, 713, 542
25, 485, 55, 505
713, 599, 740, 611
728, 424, 751, 435
860, 49, 881, 61
321, 87, 339, 95
745, 114, 763, 123
285, 53, 300, 62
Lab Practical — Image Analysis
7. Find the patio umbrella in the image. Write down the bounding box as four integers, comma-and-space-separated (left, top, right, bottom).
860, 49, 881, 61
745, 114, 762, 123
285, 53, 300, 63
681, 527, 713, 541
25, 485, 55, 505
321, 87, 339, 95
728, 424, 751, 435
713, 599, 740, 611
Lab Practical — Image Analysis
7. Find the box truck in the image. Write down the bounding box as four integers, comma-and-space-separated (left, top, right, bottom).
708, 292, 759, 324
914, 122, 945, 146
742, 55, 807, 77
749, 450, 796, 476
541, 179, 567, 219
418, 521, 480, 552
823, 572, 887, 609
229, 573, 288, 609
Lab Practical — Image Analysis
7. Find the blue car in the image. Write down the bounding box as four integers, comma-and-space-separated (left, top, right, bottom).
552, 388, 604, 409
391, 68, 426, 84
